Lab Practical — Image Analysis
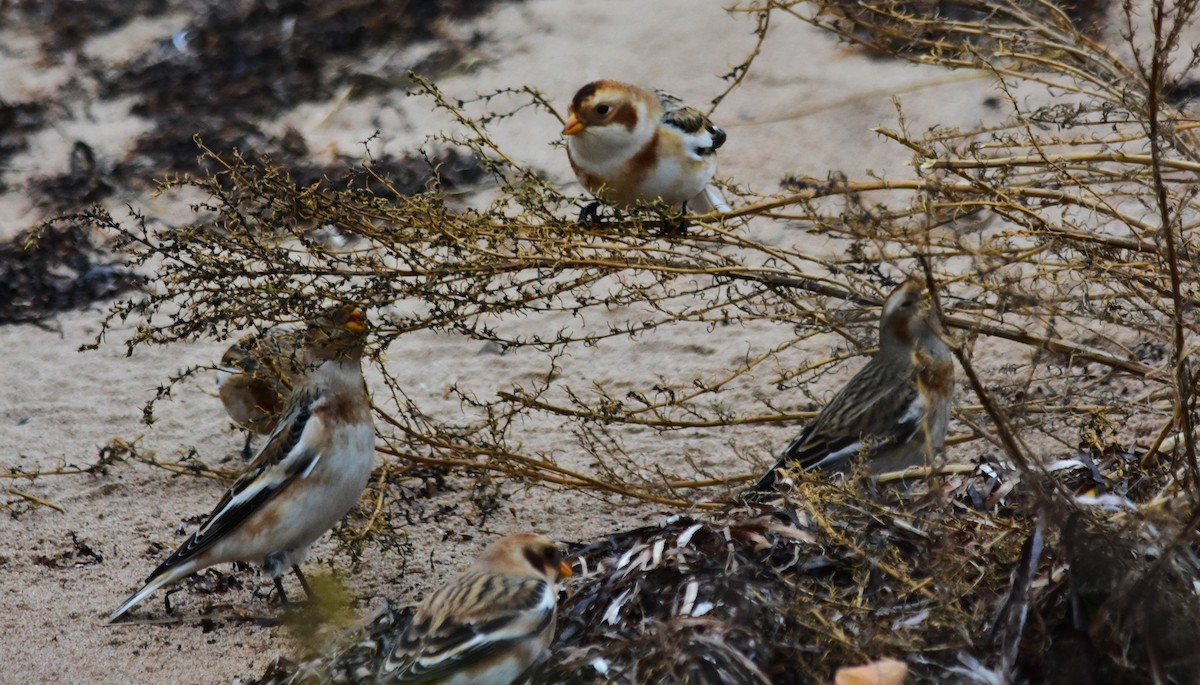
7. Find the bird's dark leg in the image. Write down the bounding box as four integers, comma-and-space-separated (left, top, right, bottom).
656, 203, 690, 236
578, 201, 602, 225
291, 565, 314, 600
163, 586, 181, 614
273, 576, 291, 606
264, 552, 298, 606
241, 432, 255, 461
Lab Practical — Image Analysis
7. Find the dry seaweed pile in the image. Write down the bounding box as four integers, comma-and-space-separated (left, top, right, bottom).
251, 604, 418, 685
0, 221, 143, 326
814, 0, 1111, 56
1, 0, 498, 224
529, 509, 951, 685
94, 0, 501, 182
5, 0, 172, 55
249, 505, 971, 685
0, 98, 47, 185
249, 458, 1200, 684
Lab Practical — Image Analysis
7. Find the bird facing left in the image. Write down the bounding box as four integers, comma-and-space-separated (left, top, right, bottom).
217, 327, 309, 460
108, 305, 376, 622
563, 80, 730, 217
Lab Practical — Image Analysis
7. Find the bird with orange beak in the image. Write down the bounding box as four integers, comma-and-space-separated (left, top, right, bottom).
109, 305, 376, 621
379, 533, 574, 684
562, 80, 729, 221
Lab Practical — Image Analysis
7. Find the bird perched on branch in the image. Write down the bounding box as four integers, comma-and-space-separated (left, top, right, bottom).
109, 305, 376, 622
751, 280, 954, 492
562, 80, 729, 222
378, 533, 574, 685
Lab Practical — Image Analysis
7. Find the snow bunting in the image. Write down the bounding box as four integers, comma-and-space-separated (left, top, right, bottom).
562, 80, 729, 218
217, 328, 306, 458
109, 306, 376, 622
751, 280, 954, 491
378, 533, 573, 685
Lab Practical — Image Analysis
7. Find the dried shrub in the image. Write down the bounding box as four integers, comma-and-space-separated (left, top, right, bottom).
55, 0, 1200, 680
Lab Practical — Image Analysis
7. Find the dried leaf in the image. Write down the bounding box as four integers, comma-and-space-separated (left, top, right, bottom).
835, 657, 908, 685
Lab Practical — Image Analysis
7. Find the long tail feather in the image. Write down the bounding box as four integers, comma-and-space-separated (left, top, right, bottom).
107, 560, 202, 623
689, 184, 731, 214
748, 457, 787, 493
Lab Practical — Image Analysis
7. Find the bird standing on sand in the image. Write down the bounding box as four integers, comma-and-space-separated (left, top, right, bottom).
751, 280, 954, 491
109, 306, 376, 622
378, 533, 573, 685
562, 80, 729, 220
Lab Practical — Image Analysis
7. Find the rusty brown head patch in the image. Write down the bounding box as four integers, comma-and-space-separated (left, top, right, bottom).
612, 102, 639, 131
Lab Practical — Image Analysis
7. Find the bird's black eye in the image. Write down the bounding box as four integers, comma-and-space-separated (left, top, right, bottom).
595, 104, 611, 116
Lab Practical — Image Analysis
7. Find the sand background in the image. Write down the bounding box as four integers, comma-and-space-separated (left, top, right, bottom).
1, 0, 1036, 682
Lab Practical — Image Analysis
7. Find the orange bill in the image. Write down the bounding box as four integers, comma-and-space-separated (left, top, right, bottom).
561, 114, 585, 136
345, 307, 367, 333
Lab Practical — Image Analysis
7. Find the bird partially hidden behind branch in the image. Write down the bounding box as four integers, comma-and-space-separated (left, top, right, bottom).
108, 305, 376, 622
218, 327, 308, 460
377, 533, 574, 685
750, 279, 954, 493
562, 79, 730, 226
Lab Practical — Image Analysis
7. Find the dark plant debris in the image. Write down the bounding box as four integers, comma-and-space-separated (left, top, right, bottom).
31, 142, 116, 213
2, 0, 502, 220
0, 221, 144, 326
246, 439, 1200, 685
185, 567, 246, 599
289, 145, 487, 198
33, 531, 105, 569
0, 99, 48, 183
99, 0, 505, 178
3, 0, 175, 55
817, 0, 1111, 58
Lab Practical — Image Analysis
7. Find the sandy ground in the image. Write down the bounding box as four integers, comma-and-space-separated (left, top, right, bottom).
0, 1, 1018, 682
